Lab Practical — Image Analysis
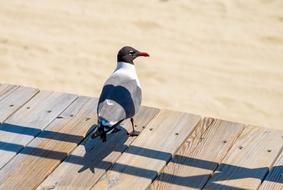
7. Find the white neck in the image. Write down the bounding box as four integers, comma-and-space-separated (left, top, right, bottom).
114, 61, 141, 87
115, 61, 136, 71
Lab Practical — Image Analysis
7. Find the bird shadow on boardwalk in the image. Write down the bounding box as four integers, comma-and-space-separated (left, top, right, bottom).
76, 125, 130, 173
0, 123, 282, 189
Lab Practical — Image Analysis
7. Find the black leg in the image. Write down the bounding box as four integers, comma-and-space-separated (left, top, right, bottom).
91, 127, 107, 142
111, 127, 121, 134
127, 118, 140, 136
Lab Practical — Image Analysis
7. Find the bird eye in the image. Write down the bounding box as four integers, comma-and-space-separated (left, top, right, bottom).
129, 50, 134, 55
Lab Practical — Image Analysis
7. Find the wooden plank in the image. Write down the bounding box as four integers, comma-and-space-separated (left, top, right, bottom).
90, 110, 201, 190
0, 96, 98, 190
4, 90, 77, 128
37, 106, 160, 190
258, 151, 283, 190
0, 84, 18, 101
0, 90, 77, 169
149, 118, 245, 190
204, 126, 283, 190
0, 86, 38, 123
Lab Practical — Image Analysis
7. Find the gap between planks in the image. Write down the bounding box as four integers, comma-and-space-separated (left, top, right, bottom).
258, 147, 283, 190
0, 89, 78, 170
149, 118, 245, 190
90, 110, 201, 190
0, 85, 39, 123
36, 106, 160, 190
0, 96, 96, 190
204, 126, 283, 190
1, 84, 283, 190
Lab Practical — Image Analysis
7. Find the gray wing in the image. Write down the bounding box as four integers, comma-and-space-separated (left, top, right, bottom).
97, 74, 142, 124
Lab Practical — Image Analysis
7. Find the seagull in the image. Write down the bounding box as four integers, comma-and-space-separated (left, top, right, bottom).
91, 46, 150, 142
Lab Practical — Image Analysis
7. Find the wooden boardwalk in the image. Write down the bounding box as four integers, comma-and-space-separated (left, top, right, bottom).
0, 84, 282, 190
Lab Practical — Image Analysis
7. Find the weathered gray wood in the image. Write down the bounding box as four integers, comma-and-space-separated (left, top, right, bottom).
0, 96, 98, 190
0, 86, 38, 123
91, 110, 201, 190
0, 90, 77, 169
0, 84, 282, 190
258, 151, 283, 190
5, 90, 77, 128
37, 106, 160, 190
204, 126, 283, 190
149, 118, 245, 190
0, 84, 18, 101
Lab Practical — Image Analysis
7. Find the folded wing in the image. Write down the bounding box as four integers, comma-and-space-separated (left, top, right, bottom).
97, 74, 142, 125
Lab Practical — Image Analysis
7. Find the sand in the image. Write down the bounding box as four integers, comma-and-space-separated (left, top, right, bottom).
0, 0, 282, 129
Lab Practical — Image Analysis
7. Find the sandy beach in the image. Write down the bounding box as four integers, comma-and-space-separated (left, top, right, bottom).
0, 0, 282, 129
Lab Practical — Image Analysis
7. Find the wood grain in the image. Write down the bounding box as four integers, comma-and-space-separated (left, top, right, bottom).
149, 118, 245, 190
0, 90, 76, 169
37, 106, 160, 190
0, 96, 98, 190
5, 90, 77, 128
0, 84, 282, 190
258, 151, 283, 190
0, 86, 38, 123
0, 84, 18, 101
90, 110, 201, 190
204, 126, 283, 190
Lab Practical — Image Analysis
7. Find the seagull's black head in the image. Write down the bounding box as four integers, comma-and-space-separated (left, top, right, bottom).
117, 46, 149, 64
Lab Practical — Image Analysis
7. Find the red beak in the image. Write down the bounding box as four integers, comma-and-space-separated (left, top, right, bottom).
137, 52, 150, 57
